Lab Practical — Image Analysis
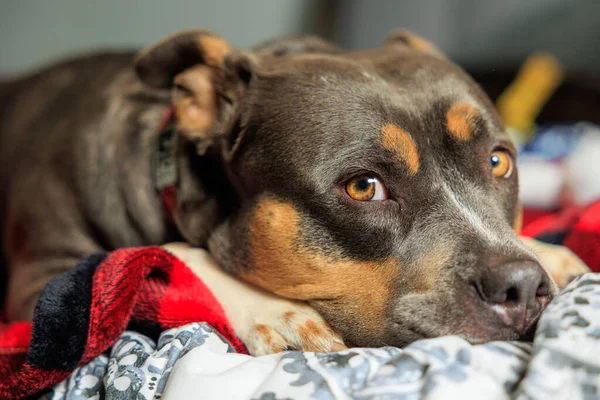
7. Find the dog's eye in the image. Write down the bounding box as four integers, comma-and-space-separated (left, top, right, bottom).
345, 176, 388, 201
491, 150, 513, 178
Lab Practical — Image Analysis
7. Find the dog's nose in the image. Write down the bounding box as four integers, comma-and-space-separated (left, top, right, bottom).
475, 261, 552, 335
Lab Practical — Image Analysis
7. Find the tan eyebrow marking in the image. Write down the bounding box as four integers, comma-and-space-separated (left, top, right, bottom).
446, 103, 481, 141
380, 123, 420, 175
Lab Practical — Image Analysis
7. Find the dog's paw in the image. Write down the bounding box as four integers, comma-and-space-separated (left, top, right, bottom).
237, 300, 346, 356
520, 237, 591, 289
162, 242, 346, 356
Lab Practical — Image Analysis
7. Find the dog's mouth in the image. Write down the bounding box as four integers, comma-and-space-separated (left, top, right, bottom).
389, 311, 545, 348
490, 294, 551, 336
383, 279, 553, 348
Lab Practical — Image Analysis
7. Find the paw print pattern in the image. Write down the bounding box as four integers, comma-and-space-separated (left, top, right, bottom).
41, 355, 108, 399
515, 273, 600, 399
43, 323, 233, 400
43, 274, 600, 400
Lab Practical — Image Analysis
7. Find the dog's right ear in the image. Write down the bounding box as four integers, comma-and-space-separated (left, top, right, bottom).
135, 29, 232, 89
135, 30, 256, 155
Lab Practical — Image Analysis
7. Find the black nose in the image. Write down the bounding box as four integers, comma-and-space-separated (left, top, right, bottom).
475, 261, 552, 335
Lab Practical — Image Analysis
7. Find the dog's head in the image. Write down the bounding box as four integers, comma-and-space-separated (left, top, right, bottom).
136, 30, 556, 347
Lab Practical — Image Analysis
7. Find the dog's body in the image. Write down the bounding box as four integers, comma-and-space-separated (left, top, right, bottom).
0, 52, 184, 319
0, 30, 589, 354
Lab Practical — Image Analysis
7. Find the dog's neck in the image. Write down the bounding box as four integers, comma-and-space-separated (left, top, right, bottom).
153, 106, 239, 247
153, 106, 179, 224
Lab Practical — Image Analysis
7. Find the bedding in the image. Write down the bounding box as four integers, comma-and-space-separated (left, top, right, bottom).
43, 273, 600, 399
0, 201, 599, 399
0, 247, 246, 400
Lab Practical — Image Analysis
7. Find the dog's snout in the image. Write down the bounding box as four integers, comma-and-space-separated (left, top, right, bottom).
478, 261, 551, 304
474, 261, 552, 335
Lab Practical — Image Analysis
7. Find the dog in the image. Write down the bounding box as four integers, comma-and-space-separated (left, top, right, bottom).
0, 29, 589, 355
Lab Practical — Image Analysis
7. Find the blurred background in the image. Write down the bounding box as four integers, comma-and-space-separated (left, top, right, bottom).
2, 0, 599, 118
1, 0, 599, 75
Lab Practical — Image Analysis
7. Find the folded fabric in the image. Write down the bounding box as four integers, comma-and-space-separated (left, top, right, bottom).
523, 200, 600, 272
42, 274, 600, 400
0, 247, 246, 400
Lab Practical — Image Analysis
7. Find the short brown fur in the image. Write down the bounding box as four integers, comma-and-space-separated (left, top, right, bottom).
380, 123, 420, 175
446, 103, 480, 141
241, 198, 398, 338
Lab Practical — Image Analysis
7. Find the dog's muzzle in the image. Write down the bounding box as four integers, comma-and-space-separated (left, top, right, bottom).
473, 260, 553, 336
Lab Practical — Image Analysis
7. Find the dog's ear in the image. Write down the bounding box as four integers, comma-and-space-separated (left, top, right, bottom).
252, 34, 343, 56
135, 29, 234, 88
384, 29, 444, 58
135, 30, 257, 155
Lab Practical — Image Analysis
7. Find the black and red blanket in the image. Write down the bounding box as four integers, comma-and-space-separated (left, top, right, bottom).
0, 247, 247, 399
1, 200, 599, 399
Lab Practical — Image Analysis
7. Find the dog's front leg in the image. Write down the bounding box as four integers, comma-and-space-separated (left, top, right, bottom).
520, 236, 591, 289
162, 243, 346, 355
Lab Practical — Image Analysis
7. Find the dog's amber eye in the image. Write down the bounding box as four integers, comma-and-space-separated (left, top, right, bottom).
491, 151, 513, 178
345, 176, 388, 201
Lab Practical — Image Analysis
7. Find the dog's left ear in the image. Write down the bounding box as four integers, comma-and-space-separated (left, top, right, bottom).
135, 29, 257, 155
252, 34, 343, 56
384, 29, 444, 58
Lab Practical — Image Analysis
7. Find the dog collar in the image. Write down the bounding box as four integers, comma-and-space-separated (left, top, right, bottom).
155, 106, 178, 223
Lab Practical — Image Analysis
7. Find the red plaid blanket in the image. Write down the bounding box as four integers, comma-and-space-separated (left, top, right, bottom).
521, 201, 600, 272
0, 201, 599, 399
0, 247, 246, 399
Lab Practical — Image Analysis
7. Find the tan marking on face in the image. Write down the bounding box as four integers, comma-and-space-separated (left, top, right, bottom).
446, 104, 481, 141
513, 202, 523, 234
197, 35, 231, 68
414, 250, 452, 292
242, 198, 399, 337
380, 123, 420, 175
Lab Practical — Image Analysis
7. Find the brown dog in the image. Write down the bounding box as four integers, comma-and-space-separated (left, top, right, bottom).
0, 29, 588, 354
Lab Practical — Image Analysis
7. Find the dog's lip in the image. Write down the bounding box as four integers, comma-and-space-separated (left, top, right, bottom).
387, 287, 552, 347
490, 304, 530, 335
390, 304, 536, 346
489, 294, 551, 336
389, 320, 515, 347
388, 322, 431, 346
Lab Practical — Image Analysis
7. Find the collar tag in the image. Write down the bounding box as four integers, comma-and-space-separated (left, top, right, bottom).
155, 125, 178, 190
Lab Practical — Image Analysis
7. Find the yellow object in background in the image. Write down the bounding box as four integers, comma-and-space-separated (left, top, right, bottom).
496, 52, 564, 145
